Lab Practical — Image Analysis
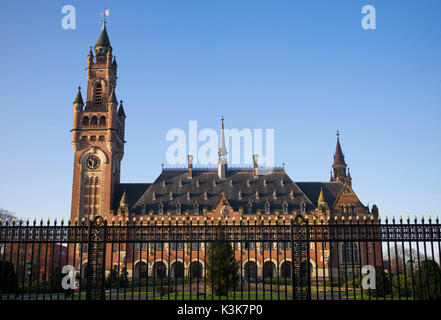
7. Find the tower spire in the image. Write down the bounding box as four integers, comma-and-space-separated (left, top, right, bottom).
332, 130, 347, 182
218, 115, 228, 179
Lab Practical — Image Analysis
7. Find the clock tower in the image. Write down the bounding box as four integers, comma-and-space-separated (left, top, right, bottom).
70, 22, 126, 222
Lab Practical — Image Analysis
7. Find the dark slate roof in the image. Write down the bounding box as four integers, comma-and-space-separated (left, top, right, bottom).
333, 137, 346, 166
117, 101, 126, 117
132, 169, 314, 214
295, 182, 344, 208
73, 87, 83, 104
95, 26, 111, 48
112, 183, 151, 212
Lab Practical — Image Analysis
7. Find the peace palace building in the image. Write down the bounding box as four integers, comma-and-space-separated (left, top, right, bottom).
70, 24, 380, 280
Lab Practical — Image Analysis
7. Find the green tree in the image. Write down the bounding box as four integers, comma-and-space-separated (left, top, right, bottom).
206, 229, 239, 296
106, 268, 119, 288
0, 261, 18, 295
119, 267, 129, 287
415, 260, 441, 300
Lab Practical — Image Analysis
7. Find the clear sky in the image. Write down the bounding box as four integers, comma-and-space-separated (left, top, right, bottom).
0, 0, 440, 221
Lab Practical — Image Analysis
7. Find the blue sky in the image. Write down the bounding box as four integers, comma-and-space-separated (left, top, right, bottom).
0, 0, 440, 220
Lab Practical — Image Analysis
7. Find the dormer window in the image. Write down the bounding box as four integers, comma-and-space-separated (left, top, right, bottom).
300, 201, 306, 214
229, 179, 233, 187
273, 190, 277, 200
176, 202, 181, 215
255, 190, 259, 200
247, 201, 253, 214
263, 179, 267, 187
290, 190, 294, 199
283, 202, 288, 214
204, 191, 208, 200
186, 191, 191, 200
213, 180, 216, 187
152, 192, 156, 201
194, 202, 199, 214
238, 190, 242, 200
265, 202, 271, 214
195, 179, 199, 187
178, 179, 182, 187
169, 192, 173, 200
158, 203, 164, 215
247, 179, 251, 187
162, 180, 166, 187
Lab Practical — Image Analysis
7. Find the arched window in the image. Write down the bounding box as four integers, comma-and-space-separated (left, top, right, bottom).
341, 242, 359, 264
158, 203, 164, 215
194, 202, 199, 215
265, 202, 270, 214
351, 205, 355, 216
176, 202, 181, 215
340, 205, 344, 214
300, 201, 306, 214
247, 201, 253, 214
90, 116, 98, 126
94, 82, 103, 105
283, 202, 288, 214
82, 116, 89, 126
99, 116, 106, 127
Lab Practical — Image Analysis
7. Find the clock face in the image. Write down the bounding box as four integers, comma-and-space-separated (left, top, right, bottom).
86, 155, 100, 170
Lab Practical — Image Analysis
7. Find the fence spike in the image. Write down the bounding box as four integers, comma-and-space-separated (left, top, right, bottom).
414, 216, 417, 222
428, 216, 432, 223
436, 216, 439, 223
385, 216, 388, 222
421, 216, 425, 223
0, 218, 2, 225
406, 216, 410, 222
392, 216, 395, 222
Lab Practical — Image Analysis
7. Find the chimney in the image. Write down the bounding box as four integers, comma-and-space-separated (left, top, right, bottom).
253, 154, 259, 177
187, 155, 193, 178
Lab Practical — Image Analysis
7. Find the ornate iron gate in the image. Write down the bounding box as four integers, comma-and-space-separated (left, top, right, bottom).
292, 215, 311, 300
86, 216, 106, 300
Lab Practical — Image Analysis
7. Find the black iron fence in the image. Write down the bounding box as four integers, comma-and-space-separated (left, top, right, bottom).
0, 215, 440, 300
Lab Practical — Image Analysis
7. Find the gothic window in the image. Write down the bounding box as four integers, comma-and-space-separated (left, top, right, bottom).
265, 202, 271, 214
300, 201, 306, 214
90, 116, 98, 126
283, 202, 288, 214
158, 203, 164, 215
351, 205, 356, 216
176, 202, 181, 215
340, 205, 344, 214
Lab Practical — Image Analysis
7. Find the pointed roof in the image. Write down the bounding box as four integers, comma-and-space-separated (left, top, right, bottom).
333, 131, 346, 166
118, 100, 126, 117
108, 87, 118, 103
95, 24, 111, 48
120, 189, 128, 207
317, 187, 326, 204
218, 116, 228, 160
73, 86, 84, 104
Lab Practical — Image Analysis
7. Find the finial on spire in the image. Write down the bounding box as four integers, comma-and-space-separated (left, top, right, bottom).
336, 130, 340, 138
